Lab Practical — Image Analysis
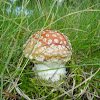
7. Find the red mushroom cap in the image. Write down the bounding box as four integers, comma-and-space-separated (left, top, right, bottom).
23, 30, 72, 62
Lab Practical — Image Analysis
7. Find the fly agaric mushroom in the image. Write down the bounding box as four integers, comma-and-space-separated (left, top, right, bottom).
23, 29, 72, 82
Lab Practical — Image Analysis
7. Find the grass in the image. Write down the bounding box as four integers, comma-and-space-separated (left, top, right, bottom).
0, 0, 100, 99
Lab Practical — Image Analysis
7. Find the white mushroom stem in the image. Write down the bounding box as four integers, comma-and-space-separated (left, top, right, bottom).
34, 62, 67, 82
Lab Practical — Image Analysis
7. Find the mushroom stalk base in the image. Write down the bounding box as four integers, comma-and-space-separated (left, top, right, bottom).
34, 62, 67, 82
